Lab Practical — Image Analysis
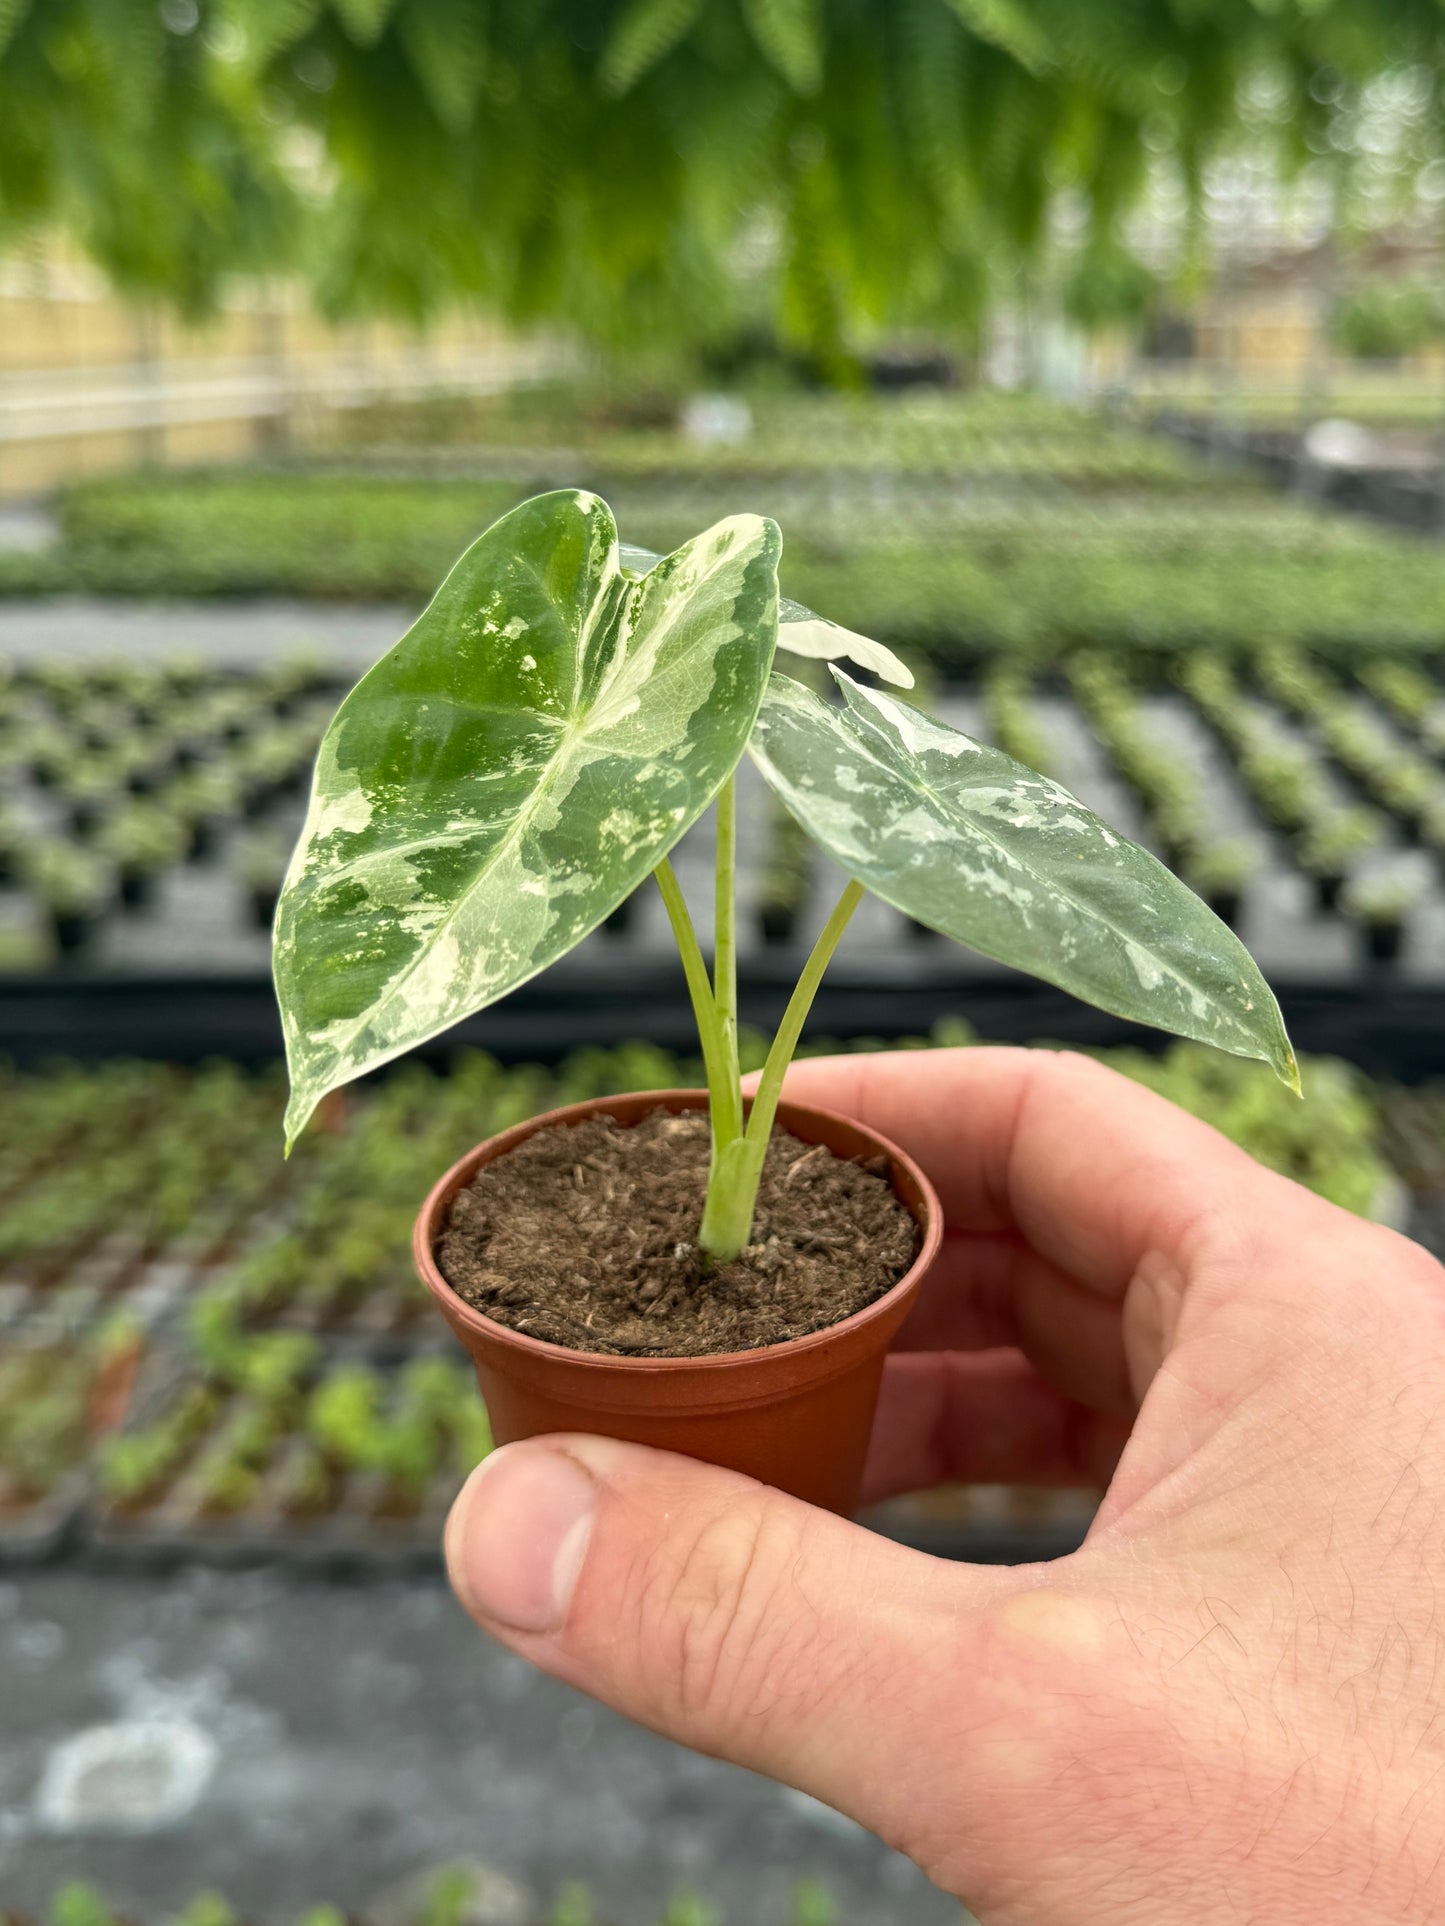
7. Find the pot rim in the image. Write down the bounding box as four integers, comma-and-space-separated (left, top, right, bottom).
413, 1087, 941, 1375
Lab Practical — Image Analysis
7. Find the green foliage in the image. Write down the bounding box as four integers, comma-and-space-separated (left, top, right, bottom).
550, 1884, 597, 1926
1329, 280, 1445, 361
601, 0, 706, 96
100, 1341, 488, 1517
981, 664, 1053, 776
0, 1, 295, 319
99, 803, 191, 872
170, 1893, 237, 1926
787, 1881, 837, 1926
1297, 808, 1385, 877
25, 440, 1445, 661
1180, 839, 1259, 897
272, 483, 1300, 1261
5, 3, 1442, 352
418, 1866, 476, 1926
750, 668, 1296, 1087
188, 1295, 318, 1399
0, 1341, 112, 1504
100, 1382, 220, 1505
1343, 868, 1426, 926
275, 490, 782, 1142
658, 1892, 721, 1926
46, 1885, 116, 1926
1068, 653, 1201, 856
1062, 239, 1156, 334
0, 1027, 1403, 1473
1360, 660, 1440, 727
55, 472, 528, 601
1113, 1043, 1387, 1218
23, 841, 112, 914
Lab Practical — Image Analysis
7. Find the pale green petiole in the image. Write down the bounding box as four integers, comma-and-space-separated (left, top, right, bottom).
658, 781, 865, 1265
652, 855, 740, 1152
713, 774, 741, 1110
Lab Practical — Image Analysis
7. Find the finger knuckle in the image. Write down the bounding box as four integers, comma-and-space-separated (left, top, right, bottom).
637, 1494, 819, 1736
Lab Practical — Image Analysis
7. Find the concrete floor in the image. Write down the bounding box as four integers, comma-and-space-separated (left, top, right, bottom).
0, 598, 413, 671
0, 1568, 965, 1925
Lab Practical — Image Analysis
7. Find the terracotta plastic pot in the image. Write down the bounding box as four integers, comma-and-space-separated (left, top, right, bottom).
414, 1090, 941, 1515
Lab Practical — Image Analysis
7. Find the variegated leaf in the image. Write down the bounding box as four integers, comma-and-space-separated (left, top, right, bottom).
621, 545, 912, 688
275, 491, 781, 1144
750, 670, 1298, 1088
773, 596, 914, 688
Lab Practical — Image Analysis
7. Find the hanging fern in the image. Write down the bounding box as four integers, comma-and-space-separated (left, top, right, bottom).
1, 0, 1441, 353
600, 0, 705, 97
741, 0, 823, 95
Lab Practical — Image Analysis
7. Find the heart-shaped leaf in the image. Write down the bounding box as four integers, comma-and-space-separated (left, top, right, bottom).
750, 670, 1298, 1088
276, 490, 781, 1144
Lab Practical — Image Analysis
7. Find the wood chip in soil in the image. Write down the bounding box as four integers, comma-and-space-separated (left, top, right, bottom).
435, 1108, 919, 1357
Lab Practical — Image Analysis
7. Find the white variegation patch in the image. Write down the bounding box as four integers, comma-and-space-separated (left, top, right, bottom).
618, 545, 912, 688
773, 606, 915, 689
275, 491, 782, 1144
750, 669, 1298, 1089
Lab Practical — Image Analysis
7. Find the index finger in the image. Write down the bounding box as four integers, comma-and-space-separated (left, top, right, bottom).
756, 1046, 1297, 1304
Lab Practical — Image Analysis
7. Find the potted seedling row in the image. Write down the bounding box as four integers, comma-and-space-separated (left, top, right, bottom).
59, 757, 125, 840
0, 1066, 291, 1337
95, 1337, 490, 1569
0, 1326, 142, 1563
1, 1869, 844, 1926
1381, 1086, 1445, 1203
980, 662, 1054, 776
1180, 839, 1260, 930
0, 806, 20, 887
170, 766, 243, 862
24, 842, 113, 957
99, 803, 190, 911
275, 491, 1296, 1512
1343, 869, 1425, 966
239, 828, 293, 932
1298, 807, 1386, 913
206, 1222, 434, 1343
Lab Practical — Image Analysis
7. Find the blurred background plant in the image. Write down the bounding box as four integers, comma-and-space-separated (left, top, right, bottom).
3, 0, 1445, 368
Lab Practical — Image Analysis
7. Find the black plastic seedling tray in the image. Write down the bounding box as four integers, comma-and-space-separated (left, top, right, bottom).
4, 964, 1445, 1081
88, 1347, 475, 1573
0, 1335, 138, 1566
0, 1212, 263, 1342
0, 1474, 88, 1567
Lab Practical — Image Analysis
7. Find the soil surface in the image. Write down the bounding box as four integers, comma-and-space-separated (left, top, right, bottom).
435, 1108, 919, 1357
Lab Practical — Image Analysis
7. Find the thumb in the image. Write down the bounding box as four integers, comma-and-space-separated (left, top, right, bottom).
445, 1433, 1029, 1867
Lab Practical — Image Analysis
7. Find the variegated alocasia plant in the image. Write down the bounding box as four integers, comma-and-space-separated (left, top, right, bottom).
274, 489, 1298, 1263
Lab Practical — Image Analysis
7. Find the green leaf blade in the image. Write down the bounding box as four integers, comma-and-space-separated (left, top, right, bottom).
276, 491, 781, 1144
750, 670, 1298, 1090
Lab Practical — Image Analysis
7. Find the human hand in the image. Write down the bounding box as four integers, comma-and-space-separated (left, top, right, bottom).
446, 1048, 1445, 1924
